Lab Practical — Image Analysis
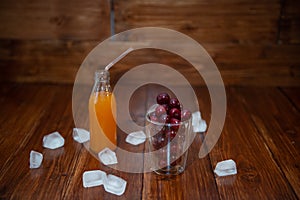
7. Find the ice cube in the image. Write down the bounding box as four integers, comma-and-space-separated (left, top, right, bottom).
43, 131, 65, 149
214, 159, 237, 177
29, 150, 43, 169
82, 170, 107, 188
125, 130, 146, 145
192, 111, 201, 125
193, 119, 207, 132
192, 111, 202, 126
104, 174, 127, 196
73, 128, 90, 143
98, 148, 118, 165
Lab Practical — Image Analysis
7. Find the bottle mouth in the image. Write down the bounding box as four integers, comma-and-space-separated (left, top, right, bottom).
95, 70, 110, 81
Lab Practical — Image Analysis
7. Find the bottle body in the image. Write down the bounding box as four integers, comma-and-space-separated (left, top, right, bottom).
89, 70, 117, 153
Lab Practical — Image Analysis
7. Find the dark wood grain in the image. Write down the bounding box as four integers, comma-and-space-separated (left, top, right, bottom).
114, 0, 280, 44
111, 45, 300, 86
236, 87, 300, 197
1, 0, 299, 86
0, 0, 299, 86
0, 83, 300, 199
0, 0, 110, 40
0, 0, 111, 84
0, 40, 99, 83
280, 87, 300, 111
0, 85, 75, 199
1, 41, 299, 85
280, 0, 300, 44
0, 84, 58, 171
112, 0, 299, 87
208, 87, 298, 199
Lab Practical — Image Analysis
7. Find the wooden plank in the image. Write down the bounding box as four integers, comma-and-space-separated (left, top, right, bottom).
14, 84, 144, 199
218, 65, 300, 86
0, 39, 299, 86
142, 157, 220, 200
1, 83, 300, 199
204, 44, 300, 86
64, 130, 145, 200
114, 0, 280, 44
0, 84, 57, 171
204, 44, 300, 65
0, 0, 110, 40
0, 83, 17, 104
208, 87, 298, 199
235, 87, 300, 197
280, 87, 300, 111
0, 40, 99, 83
110, 45, 300, 86
280, 0, 300, 44
0, 85, 75, 199
0, 84, 134, 199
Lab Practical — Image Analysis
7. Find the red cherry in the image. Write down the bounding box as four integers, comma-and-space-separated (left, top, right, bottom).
150, 114, 158, 122
170, 118, 180, 131
171, 144, 178, 154
155, 105, 166, 117
159, 159, 167, 167
165, 129, 176, 140
157, 136, 166, 148
156, 93, 170, 105
169, 108, 181, 120
152, 136, 160, 150
169, 98, 180, 109
159, 114, 171, 124
181, 109, 191, 121
152, 132, 167, 149
161, 104, 170, 113
170, 118, 180, 125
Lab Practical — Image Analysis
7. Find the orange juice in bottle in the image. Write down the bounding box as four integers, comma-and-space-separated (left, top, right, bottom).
89, 70, 117, 153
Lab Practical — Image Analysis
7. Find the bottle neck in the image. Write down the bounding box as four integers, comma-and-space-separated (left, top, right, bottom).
93, 70, 111, 93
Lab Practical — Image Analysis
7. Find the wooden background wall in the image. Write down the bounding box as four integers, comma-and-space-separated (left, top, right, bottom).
0, 0, 299, 86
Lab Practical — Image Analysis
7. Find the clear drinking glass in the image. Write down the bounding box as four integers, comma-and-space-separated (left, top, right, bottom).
145, 110, 193, 176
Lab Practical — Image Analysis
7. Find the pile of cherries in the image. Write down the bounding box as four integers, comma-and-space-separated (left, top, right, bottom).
148, 92, 191, 150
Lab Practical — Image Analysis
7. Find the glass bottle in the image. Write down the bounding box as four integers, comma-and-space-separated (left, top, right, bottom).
89, 70, 117, 153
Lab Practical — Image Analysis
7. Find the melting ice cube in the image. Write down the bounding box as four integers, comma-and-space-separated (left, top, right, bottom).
98, 148, 118, 165
125, 131, 146, 145
192, 111, 202, 126
43, 131, 65, 149
193, 119, 207, 133
104, 174, 127, 196
82, 170, 107, 188
29, 150, 43, 169
214, 159, 237, 177
73, 128, 90, 143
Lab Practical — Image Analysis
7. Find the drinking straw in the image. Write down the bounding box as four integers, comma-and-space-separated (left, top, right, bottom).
104, 47, 134, 71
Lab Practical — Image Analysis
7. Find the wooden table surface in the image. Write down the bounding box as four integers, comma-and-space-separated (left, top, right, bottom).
0, 83, 299, 199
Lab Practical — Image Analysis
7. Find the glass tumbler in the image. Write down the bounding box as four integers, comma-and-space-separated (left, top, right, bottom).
145, 111, 193, 176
